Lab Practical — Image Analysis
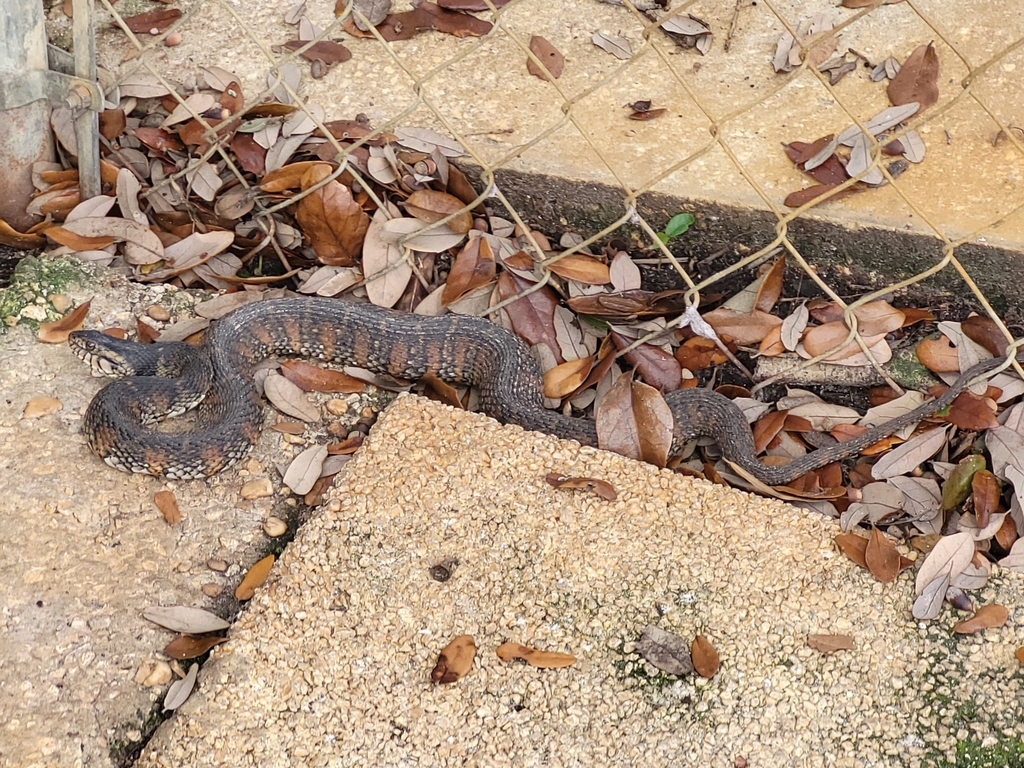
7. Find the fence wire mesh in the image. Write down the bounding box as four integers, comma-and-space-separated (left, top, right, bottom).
41, 0, 1024, 394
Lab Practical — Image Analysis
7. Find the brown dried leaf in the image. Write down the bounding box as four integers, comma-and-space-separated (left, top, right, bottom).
915, 336, 961, 373
282, 39, 352, 65
547, 254, 611, 285
702, 307, 782, 345
865, 526, 901, 583
952, 604, 1009, 634
280, 360, 365, 393
971, 470, 1001, 531
154, 490, 181, 524
416, 1, 492, 37
784, 184, 852, 208
37, 300, 90, 343
442, 236, 495, 305
944, 391, 998, 432
752, 409, 788, 455
545, 472, 617, 501
961, 315, 1008, 357
834, 531, 869, 568
496, 267, 563, 364
235, 554, 275, 600
431, 634, 476, 683
295, 163, 369, 266
675, 337, 727, 371
595, 373, 673, 467
405, 189, 472, 235
610, 332, 681, 393
543, 356, 594, 399
887, 42, 939, 115
122, 7, 182, 33
1016, 647, 1024, 665
807, 634, 855, 653
496, 642, 576, 668
527, 35, 563, 81
754, 255, 786, 313
691, 635, 720, 678
163, 634, 227, 660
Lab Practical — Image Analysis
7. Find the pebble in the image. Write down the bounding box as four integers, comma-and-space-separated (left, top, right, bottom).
207, 559, 228, 573
326, 399, 349, 416
239, 478, 273, 500
146, 304, 171, 322
49, 294, 72, 313
201, 583, 222, 598
263, 516, 288, 538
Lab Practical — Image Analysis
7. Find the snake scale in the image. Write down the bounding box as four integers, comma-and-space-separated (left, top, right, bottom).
68, 296, 1008, 484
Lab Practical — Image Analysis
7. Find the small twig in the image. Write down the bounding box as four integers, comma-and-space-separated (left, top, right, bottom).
723, 0, 744, 53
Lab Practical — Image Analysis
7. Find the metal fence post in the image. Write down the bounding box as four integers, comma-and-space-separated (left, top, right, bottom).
0, 0, 55, 231
0, 0, 102, 232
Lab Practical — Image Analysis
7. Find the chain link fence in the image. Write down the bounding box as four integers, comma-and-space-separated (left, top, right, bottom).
27, 0, 1024, 388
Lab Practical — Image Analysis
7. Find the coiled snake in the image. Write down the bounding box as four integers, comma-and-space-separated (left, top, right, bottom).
69, 297, 1008, 484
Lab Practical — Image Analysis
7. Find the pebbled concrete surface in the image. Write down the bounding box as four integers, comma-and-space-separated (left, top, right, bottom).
134, 397, 1024, 768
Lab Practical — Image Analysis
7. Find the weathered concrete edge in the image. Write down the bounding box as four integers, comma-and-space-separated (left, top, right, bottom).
477, 167, 1024, 316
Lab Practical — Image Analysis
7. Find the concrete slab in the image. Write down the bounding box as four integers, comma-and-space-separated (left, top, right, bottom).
132, 396, 1024, 768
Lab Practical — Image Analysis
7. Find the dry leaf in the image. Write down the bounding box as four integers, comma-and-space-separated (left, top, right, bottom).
595, 373, 673, 467
442, 235, 496, 305
702, 307, 782, 345
865, 526, 901, 583
887, 42, 939, 115
431, 634, 476, 683
154, 490, 182, 524
142, 606, 230, 634
405, 189, 472, 234
636, 625, 692, 676
691, 635, 720, 678
543, 357, 594, 399
952, 604, 1009, 634
807, 634, 855, 653
363, 208, 413, 308
914, 531, 974, 596
545, 473, 617, 501
163, 634, 227, 660
235, 554, 275, 600
280, 359, 365, 393
295, 164, 369, 266
527, 36, 563, 81
496, 642, 576, 668
283, 444, 329, 495
264, 372, 320, 422
163, 662, 198, 712
547, 254, 611, 285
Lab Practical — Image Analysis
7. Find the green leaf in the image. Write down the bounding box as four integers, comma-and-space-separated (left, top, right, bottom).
656, 232, 669, 245
941, 454, 987, 511
663, 213, 695, 239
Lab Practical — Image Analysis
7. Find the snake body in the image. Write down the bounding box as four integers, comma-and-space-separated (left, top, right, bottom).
69, 297, 1007, 484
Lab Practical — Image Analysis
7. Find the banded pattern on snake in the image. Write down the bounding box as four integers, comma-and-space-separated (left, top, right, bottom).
69, 297, 1009, 484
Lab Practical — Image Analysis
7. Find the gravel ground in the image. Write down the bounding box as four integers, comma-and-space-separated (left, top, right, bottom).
134, 397, 1024, 768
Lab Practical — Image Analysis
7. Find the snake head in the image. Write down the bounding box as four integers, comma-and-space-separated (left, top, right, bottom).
68, 330, 136, 378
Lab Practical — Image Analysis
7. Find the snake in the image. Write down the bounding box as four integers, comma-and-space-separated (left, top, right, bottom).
68, 296, 1009, 485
